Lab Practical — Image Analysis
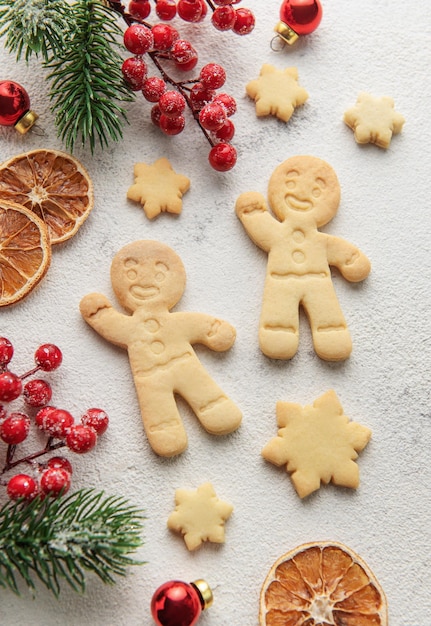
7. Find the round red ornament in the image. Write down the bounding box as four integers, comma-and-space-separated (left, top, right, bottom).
275, 0, 322, 45
151, 579, 213, 626
0, 80, 38, 134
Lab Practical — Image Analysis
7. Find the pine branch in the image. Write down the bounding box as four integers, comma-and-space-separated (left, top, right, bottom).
0, 489, 145, 596
0, 0, 70, 61
46, 0, 133, 153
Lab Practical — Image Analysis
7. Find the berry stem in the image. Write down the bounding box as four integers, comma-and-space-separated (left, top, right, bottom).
2, 439, 65, 474
19, 366, 40, 380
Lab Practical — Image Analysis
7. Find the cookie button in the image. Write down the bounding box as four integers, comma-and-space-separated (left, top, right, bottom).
292, 250, 305, 263
144, 318, 160, 333
151, 341, 165, 354
292, 229, 305, 242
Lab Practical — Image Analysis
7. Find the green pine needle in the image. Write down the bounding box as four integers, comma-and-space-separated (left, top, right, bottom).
0, 0, 70, 61
46, 0, 133, 153
0, 489, 145, 596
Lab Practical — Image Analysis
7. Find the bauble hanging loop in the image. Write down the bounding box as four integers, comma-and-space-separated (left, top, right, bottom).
275, 0, 323, 46
151, 579, 213, 626
0, 80, 38, 134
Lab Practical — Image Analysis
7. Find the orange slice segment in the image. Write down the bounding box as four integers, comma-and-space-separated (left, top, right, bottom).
0, 201, 51, 306
260, 542, 388, 626
0, 149, 94, 244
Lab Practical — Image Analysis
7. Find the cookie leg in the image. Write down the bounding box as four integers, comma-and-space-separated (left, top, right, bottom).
134, 378, 188, 456
176, 361, 242, 435
259, 279, 299, 359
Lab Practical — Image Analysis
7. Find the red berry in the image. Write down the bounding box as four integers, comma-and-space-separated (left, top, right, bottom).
0, 371, 22, 402
159, 90, 186, 117
177, 0, 202, 22
23, 379, 52, 407
232, 7, 255, 35
174, 55, 198, 72
66, 424, 97, 454
0, 413, 30, 444
152, 23, 179, 50
35, 405, 56, 428
213, 118, 235, 141
155, 0, 177, 20
209, 142, 237, 171
7, 474, 38, 501
189, 82, 216, 111
196, 0, 207, 22
0, 337, 13, 367
47, 456, 73, 474
213, 0, 233, 5
151, 104, 162, 127
122, 57, 148, 91
159, 113, 186, 135
34, 344, 62, 371
142, 76, 167, 102
212, 6, 236, 31
81, 408, 109, 436
40, 467, 71, 497
213, 92, 237, 116
42, 408, 74, 438
200, 63, 226, 89
170, 39, 197, 64
199, 102, 227, 131
128, 0, 151, 20
124, 24, 154, 55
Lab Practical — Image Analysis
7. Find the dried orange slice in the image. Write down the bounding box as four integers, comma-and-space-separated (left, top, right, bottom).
260, 541, 388, 626
0, 149, 94, 245
0, 201, 51, 306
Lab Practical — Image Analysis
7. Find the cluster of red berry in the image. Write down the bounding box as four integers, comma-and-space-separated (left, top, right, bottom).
0, 338, 108, 502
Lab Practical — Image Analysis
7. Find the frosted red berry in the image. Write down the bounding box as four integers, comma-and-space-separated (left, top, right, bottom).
42, 408, 74, 438
213, 92, 237, 116
189, 82, 215, 111
213, 118, 235, 141
159, 90, 186, 117
47, 456, 73, 474
40, 467, 71, 497
122, 57, 148, 91
174, 54, 198, 72
0, 371, 22, 402
213, 0, 233, 5
81, 408, 109, 436
152, 23, 179, 50
209, 142, 237, 171
212, 6, 236, 31
128, 0, 151, 20
151, 104, 162, 127
232, 8, 255, 35
34, 344, 62, 371
142, 76, 167, 102
177, 0, 203, 22
155, 0, 177, 20
159, 113, 186, 135
199, 102, 227, 131
200, 63, 226, 89
124, 24, 154, 55
0, 413, 30, 444
7, 474, 38, 500
0, 337, 13, 367
23, 379, 52, 407
170, 39, 197, 65
66, 424, 97, 454
35, 405, 56, 428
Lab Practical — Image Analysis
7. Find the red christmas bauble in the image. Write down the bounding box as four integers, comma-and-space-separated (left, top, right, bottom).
0, 80, 38, 133
279, 0, 322, 35
151, 580, 213, 626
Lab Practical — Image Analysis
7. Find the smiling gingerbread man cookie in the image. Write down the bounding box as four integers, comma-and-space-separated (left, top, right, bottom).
235, 156, 371, 361
80, 240, 242, 456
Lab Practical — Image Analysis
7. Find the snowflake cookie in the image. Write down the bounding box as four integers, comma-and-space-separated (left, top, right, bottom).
261, 390, 371, 498
167, 482, 233, 550
246, 64, 308, 123
343, 92, 405, 148
127, 157, 190, 219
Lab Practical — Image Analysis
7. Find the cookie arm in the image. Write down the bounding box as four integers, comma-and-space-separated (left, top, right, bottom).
79, 293, 132, 347
174, 312, 236, 352
235, 192, 280, 252
326, 235, 371, 282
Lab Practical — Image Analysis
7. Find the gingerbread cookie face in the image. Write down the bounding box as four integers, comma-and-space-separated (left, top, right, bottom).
80, 240, 242, 457
261, 390, 371, 498
235, 156, 371, 361
343, 92, 405, 148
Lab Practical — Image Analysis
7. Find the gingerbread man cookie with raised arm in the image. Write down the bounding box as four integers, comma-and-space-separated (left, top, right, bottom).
235, 156, 371, 361
80, 240, 242, 457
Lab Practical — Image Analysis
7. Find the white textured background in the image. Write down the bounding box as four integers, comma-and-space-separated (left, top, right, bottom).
1, 1, 430, 624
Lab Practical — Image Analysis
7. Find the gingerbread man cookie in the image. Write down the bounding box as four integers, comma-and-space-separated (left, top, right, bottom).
235, 156, 371, 361
80, 240, 242, 457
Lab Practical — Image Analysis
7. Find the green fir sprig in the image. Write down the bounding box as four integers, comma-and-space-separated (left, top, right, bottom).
0, 489, 145, 596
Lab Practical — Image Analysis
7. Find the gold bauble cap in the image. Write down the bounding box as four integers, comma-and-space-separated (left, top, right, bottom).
15, 110, 39, 134
274, 20, 299, 45
191, 579, 213, 610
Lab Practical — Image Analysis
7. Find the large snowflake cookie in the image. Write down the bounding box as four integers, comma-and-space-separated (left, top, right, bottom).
261, 390, 371, 498
127, 157, 190, 219
167, 482, 233, 551
246, 64, 308, 122
343, 92, 405, 148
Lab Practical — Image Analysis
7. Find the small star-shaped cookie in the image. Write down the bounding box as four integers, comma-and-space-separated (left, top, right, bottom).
167, 482, 233, 550
343, 92, 405, 148
261, 390, 371, 498
246, 64, 308, 122
127, 157, 190, 219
